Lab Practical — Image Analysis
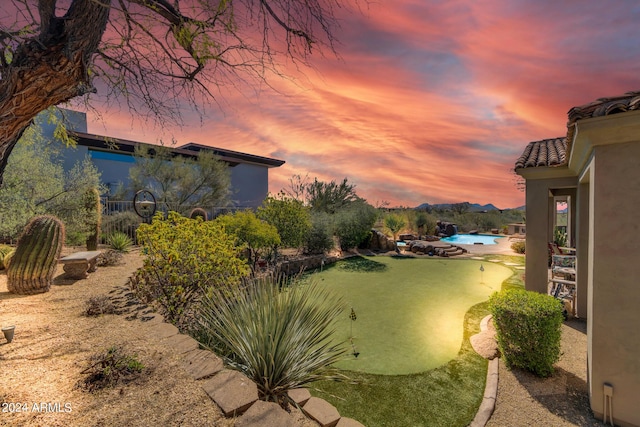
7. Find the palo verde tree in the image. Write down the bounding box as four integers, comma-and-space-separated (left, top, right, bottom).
306, 177, 360, 214
128, 144, 231, 214
0, 0, 358, 184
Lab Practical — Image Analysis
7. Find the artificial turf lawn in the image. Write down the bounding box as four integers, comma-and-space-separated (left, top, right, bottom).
309, 255, 525, 427
311, 302, 493, 427
309, 256, 512, 374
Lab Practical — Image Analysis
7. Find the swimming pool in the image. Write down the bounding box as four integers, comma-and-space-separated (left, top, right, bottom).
440, 234, 504, 245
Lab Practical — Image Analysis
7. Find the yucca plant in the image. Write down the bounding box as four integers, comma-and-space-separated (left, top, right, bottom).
106, 231, 133, 253
198, 275, 348, 403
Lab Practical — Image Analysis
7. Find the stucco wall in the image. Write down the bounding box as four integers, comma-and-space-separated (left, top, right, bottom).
524, 176, 577, 295
587, 141, 640, 426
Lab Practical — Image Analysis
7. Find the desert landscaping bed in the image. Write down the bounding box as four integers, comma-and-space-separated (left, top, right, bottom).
0, 248, 318, 427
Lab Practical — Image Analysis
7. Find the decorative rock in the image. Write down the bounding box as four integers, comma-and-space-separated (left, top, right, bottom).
162, 333, 200, 354
203, 369, 258, 417
368, 230, 396, 252
154, 322, 180, 339
471, 315, 499, 359
470, 331, 499, 360
336, 417, 366, 427
181, 349, 224, 380
303, 397, 340, 427
234, 400, 295, 427
287, 388, 311, 406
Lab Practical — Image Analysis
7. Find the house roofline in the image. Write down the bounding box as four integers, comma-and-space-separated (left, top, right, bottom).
69, 131, 286, 168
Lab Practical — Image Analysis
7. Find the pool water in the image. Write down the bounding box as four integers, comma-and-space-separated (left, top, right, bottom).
440, 234, 504, 245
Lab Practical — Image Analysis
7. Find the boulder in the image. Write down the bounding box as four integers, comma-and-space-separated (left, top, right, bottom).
368, 230, 396, 252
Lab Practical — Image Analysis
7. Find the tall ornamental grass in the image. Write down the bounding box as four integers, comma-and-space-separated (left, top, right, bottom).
198, 275, 348, 402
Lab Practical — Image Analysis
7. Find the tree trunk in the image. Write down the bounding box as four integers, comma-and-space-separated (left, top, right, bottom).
0, 0, 111, 185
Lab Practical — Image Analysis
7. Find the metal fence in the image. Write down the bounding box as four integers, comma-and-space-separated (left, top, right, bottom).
100, 199, 249, 243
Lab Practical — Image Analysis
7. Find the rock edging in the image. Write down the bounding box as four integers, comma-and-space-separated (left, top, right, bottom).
151, 317, 364, 427
468, 314, 499, 427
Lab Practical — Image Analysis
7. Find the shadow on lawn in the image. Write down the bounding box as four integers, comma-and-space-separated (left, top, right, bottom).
332, 256, 388, 273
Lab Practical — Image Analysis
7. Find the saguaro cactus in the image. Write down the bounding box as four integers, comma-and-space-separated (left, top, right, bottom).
85, 188, 102, 251
7, 215, 65, 295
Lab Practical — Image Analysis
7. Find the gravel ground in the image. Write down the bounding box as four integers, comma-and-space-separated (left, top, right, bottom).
487, 318, 607, 427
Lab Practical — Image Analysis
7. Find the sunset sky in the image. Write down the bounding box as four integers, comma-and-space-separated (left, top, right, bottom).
85, 0, 640, 209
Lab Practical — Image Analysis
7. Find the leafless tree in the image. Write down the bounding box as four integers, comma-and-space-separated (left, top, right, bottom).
0, 0, 358, 184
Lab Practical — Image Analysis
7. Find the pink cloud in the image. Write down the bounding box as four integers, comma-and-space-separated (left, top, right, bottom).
85, 0, 640, 209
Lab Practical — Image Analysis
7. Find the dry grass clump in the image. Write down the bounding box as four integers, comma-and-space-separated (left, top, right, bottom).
78, 346, 145, 392
97, 249, 125, 266
84, 294, 117, 316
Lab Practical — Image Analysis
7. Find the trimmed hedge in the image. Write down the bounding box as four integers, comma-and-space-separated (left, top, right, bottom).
489, 289, 564, 377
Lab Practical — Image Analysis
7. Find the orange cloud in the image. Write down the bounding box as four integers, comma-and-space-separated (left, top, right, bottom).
84, 0, 640, 209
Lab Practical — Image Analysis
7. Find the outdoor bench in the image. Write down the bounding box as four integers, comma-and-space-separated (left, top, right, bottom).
60, 251, 102, 280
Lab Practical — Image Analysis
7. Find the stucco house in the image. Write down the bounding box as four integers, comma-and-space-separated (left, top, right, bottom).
50, 110, 284, 209
515, 91, 640, 427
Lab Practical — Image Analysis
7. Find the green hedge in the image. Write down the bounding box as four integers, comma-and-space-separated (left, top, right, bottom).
489, 289, 563, 377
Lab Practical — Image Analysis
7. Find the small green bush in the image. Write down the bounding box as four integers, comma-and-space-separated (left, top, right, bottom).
489, 289, 564, 377
107, 231, 133, 252
135, 212, 249, 326
511, 240, 526, 254
304, 212, 334, 254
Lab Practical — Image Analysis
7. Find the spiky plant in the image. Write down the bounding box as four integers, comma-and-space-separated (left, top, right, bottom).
106, 231, 133, 253
86, 188, 102, 251
7, 215, 65, 295
198, 275, 348, 403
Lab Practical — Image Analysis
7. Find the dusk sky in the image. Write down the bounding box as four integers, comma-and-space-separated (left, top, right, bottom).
85, 1, 640, 209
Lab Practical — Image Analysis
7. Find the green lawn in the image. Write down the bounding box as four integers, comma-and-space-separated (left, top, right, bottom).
305, 255, 523, 427
309, 256, 512, 374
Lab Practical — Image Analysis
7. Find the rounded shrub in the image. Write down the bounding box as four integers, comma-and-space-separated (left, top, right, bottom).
489, 289, 563, 377
511, 240, 525, 254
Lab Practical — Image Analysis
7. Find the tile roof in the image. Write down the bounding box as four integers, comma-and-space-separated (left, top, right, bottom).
567, 91, 640, 125
514, 137, 567, 170
515, 91, 640, 171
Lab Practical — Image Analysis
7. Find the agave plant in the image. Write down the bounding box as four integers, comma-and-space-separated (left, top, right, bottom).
106, 231, 133, 253
198, 275, 348, 402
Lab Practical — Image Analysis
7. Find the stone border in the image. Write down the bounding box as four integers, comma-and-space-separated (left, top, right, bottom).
469, 315, 499, 427
149, 316, 365, 427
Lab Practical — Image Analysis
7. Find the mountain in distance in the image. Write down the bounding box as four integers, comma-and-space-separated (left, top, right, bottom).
415, 202, 525, 212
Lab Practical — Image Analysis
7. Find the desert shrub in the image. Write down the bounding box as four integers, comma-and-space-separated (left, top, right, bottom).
0, 245, 13, 270
305, 212, 334, 254
197, 275, 347, 402
215, 210, 280, 270
258, 192, 311, 250
85, 295, 117, 316
102, 211, 141, 243
511, 240, 526, 254
489, 289, 563, 377
97, 249, 125, 267
107, 231, 133, 252
334, 200, 377, 250
79, 346, 144, 392
135, 211, 249, 326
